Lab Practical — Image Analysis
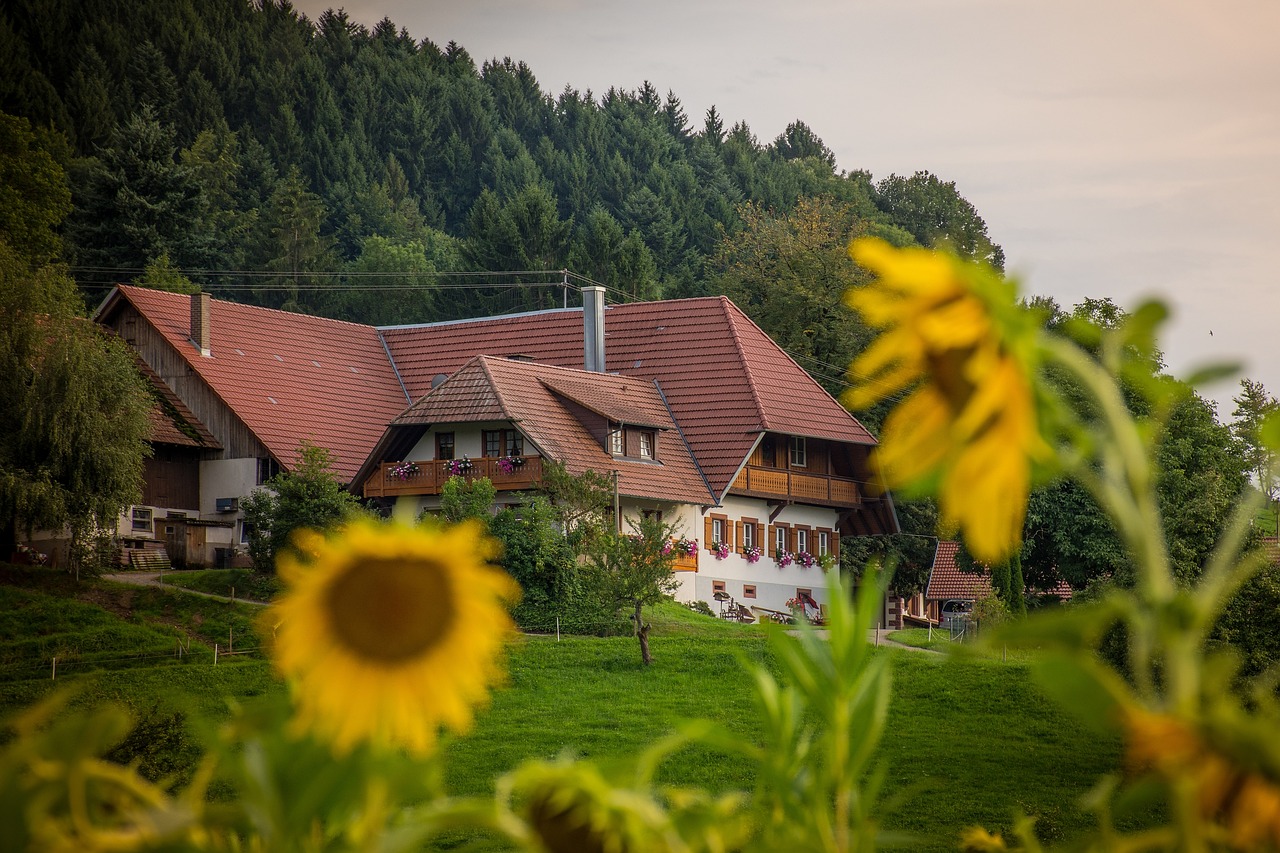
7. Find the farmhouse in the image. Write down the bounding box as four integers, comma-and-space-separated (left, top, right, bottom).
95, 284, 897, 611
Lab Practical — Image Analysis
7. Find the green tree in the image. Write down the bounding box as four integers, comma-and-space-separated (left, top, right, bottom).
0, 117, 150, 570
874, 170, 1005, 269
65, 108, 215, 279
251, 166, 336, 313
0, 245, 151, 568
240, 442, 362, 571
135, 252, 198, 293
0, 112, 72, 268
1231, 378, 1279, 530
581, 514, 679, 665
536, 461, 615, 550
489, 496, 618, 635
437, 475, 496, 525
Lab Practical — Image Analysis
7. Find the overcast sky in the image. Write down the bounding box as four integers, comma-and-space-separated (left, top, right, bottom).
295, 0, 1280, 415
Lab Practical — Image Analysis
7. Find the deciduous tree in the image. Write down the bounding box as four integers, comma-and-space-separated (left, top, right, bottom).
581, 514, 679, 665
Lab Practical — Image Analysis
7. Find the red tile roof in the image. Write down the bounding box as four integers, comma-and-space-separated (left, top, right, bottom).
380, 297, 876, 496
386, 356, 713, 505
925, 541, 1075, 602
925, 541, 993, 601
101, 288, 882, 508
99, 286, 409, 482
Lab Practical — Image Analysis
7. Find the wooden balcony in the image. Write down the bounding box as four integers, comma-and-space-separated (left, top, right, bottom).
364, 455, 544, 498
671, 543, 698, 572
728, 465, 860, 508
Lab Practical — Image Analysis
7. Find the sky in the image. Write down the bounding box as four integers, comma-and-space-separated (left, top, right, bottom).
296, 0, 1280, 416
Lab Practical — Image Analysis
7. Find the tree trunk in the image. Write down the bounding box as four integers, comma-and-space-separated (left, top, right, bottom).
634, 600, 651, 666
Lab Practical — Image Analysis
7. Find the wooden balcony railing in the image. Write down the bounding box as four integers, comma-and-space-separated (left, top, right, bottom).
670, 542, 698, 572
364, 455, 544, 498
728, 465, 860, 507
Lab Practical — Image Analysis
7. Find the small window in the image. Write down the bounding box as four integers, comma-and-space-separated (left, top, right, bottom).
712, 518, 726, 545
642, 509, 663, 523
775, 525, 788, 555
743, 584, 757, 599
483, 430, 502, 458
164, 524, 177, 535
818, 531, 830, 557
609, 427, 623, 455
789, 436, 807, 467
505, 432, 524, 457
638, 431, 654, 459
257, 457, 280, 485
437, 432, 455, 460
131, 507, 153, 532
239, 520, 255, 545
796, 528, 809, 554
742, 522, 755, 550
712, 580, 726, 594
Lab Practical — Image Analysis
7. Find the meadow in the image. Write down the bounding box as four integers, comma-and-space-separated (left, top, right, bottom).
0, 565, 1120, 850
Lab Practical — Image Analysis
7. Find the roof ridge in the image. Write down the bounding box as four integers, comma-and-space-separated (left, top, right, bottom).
720, 296, 771, 431
114, 284, 381, 332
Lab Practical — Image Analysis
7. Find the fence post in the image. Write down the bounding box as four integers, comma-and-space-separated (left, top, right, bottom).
229, 628, 233, 654
214, 644, 218, 666
556, 615, 560, 642
51, 657, 56, 680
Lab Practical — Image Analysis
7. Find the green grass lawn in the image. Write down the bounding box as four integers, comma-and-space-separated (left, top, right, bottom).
159, 568, 282, 602
0, 568, 1120, 849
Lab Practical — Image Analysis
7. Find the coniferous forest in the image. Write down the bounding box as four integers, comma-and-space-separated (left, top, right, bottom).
0, 0, 1002, 399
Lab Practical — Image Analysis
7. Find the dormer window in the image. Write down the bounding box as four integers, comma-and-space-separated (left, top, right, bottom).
609, 426, 624, 455
638, 431, 654, 459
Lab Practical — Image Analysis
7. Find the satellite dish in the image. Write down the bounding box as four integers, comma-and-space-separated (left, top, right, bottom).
431, 373, 448, 389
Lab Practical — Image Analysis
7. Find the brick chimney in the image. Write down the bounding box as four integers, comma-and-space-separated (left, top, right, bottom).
583, 285, 605, 372
190, 292, 211, 357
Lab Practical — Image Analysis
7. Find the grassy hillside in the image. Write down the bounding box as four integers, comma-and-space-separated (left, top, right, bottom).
0, 565, 1119, 849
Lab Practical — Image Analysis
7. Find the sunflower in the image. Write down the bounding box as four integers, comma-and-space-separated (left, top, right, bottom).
843, 238, 1048, 564
266, 517, 520, 755
1122, 708, 1280, 850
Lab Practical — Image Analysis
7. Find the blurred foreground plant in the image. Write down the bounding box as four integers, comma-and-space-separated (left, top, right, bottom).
845, 237, 1280, 852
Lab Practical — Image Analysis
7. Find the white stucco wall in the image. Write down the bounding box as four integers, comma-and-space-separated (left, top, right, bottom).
686, 496, 840, 614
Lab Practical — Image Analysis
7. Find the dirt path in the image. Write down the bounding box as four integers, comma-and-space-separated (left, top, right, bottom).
868, 629, 942, 653
102, 571, 268, 607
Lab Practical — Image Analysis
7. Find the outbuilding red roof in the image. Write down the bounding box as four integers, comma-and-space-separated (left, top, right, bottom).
98, 286, 409, 482
925, 541, 993, 601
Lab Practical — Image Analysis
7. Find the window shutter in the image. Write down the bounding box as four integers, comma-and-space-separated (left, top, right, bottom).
755, 522, 764, 551
735, 521, 743, 552
767, 525, 775, 557
704, 517, 714, 550
832, 532, 840, 558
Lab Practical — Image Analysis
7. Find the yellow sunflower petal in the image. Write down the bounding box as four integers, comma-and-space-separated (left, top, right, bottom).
266, 517, 520, 755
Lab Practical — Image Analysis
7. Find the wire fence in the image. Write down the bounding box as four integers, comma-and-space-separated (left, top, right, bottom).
0, 633, 266, 682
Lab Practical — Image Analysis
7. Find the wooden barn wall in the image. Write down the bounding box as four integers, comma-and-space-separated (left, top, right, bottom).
142, 447, 200, 509
109, 304, 270, 461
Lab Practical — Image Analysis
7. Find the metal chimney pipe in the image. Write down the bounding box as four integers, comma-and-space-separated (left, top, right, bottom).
583, 285, 605, 372
190, 291, 211, 357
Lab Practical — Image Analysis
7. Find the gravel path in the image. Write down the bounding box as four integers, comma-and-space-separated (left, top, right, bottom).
102, 571, 268, 607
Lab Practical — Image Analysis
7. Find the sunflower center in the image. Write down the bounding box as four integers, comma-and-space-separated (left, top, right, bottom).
325, 556, 455, 664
